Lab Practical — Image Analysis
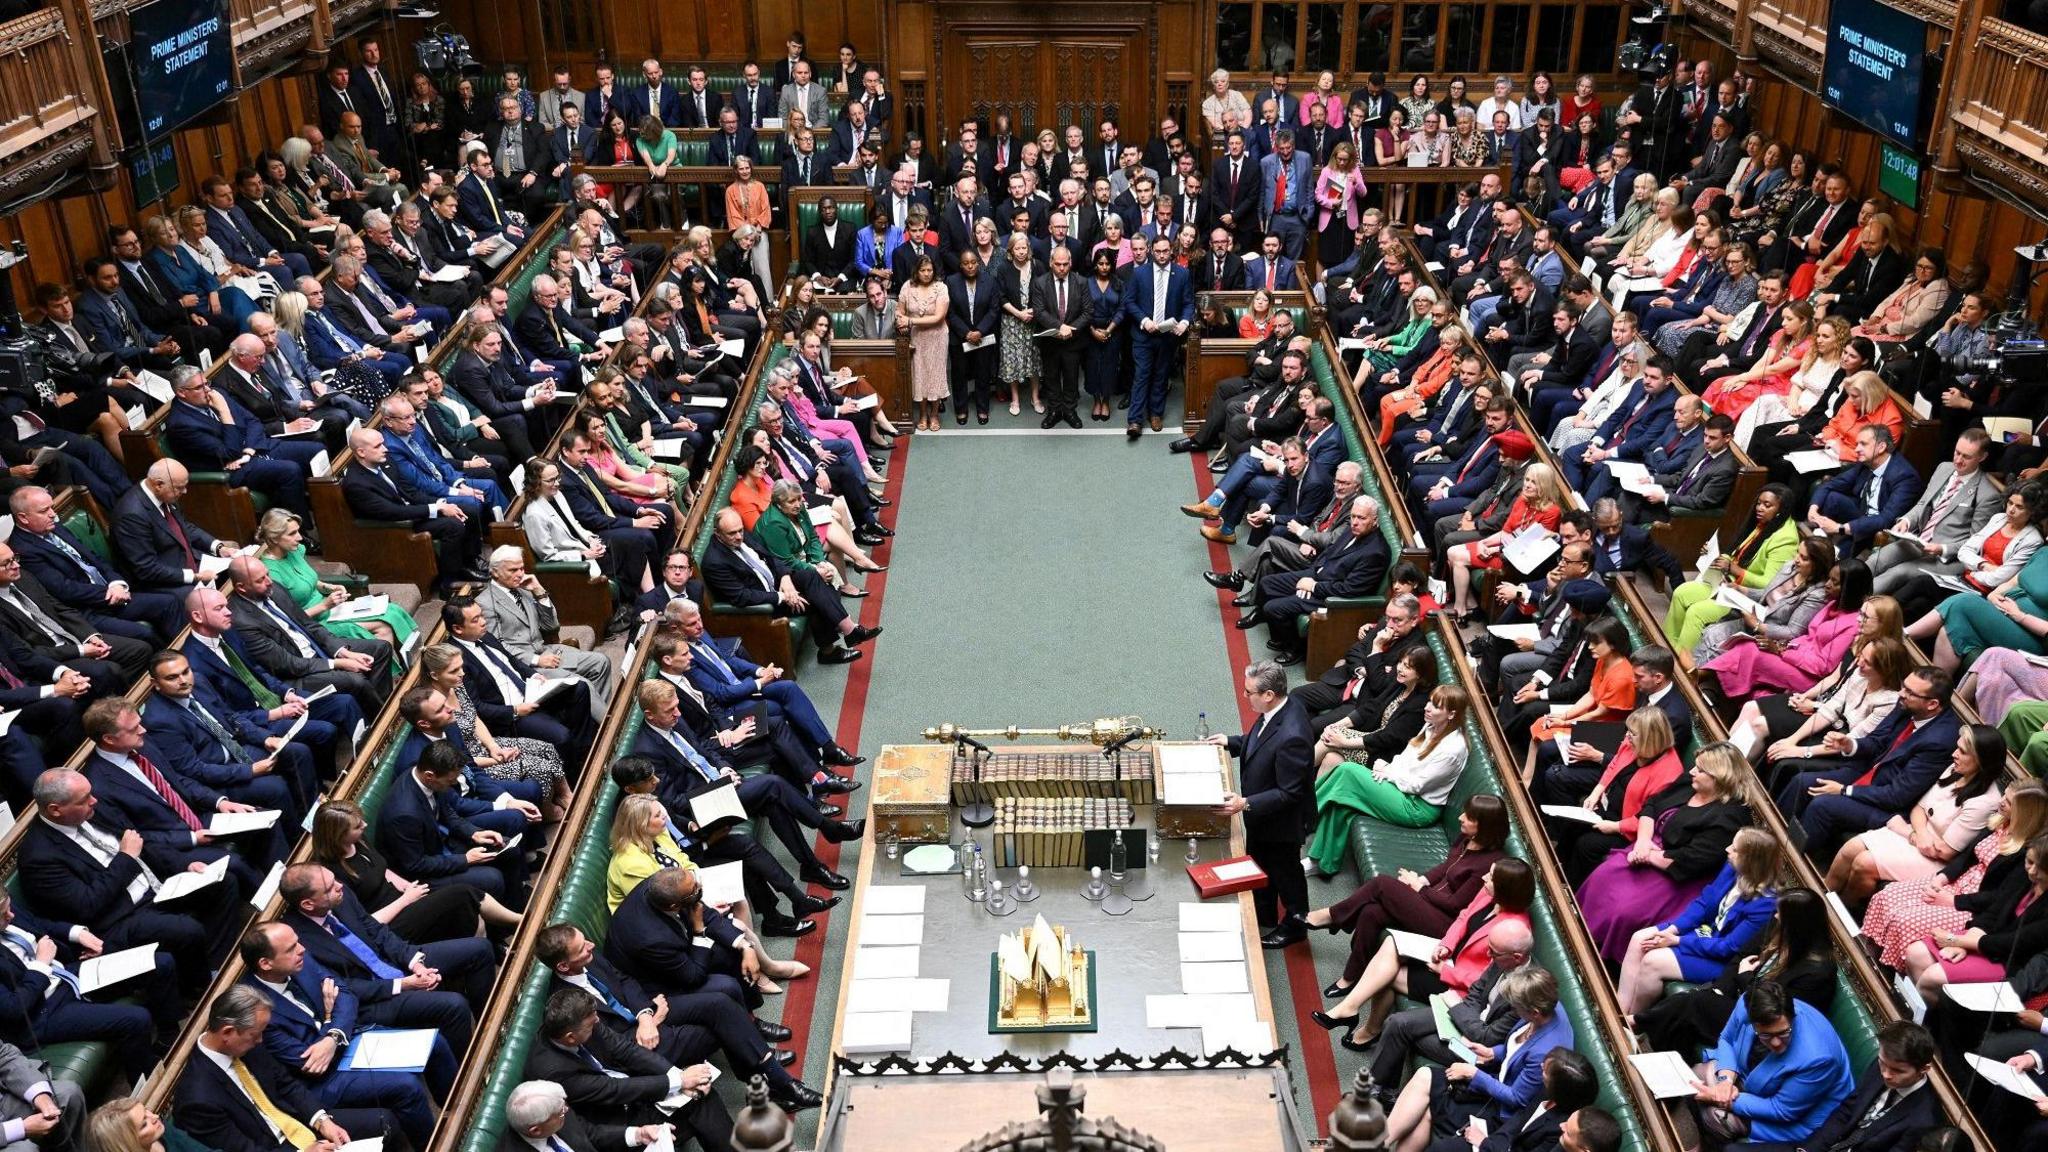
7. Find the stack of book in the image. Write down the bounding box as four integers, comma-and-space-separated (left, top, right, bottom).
950, 750, 1158, 807
989, 797, 1136, 868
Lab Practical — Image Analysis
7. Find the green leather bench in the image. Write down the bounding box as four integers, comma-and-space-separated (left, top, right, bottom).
1227, 305, 1312, 332
676, 140, 710, 166
1290, 344, 1393, 650
794, 198, 869, 237
698, 346, 806, 666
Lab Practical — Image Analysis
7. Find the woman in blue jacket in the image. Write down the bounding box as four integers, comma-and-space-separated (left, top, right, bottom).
141, 214, 257, 334
1383, 965, 1576, 1149
1618, 826, 1782, 1014
1694, 979, 1855, 1147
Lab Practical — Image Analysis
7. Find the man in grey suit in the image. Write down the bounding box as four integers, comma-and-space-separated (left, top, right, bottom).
1212, 463, 1364, 590
225, 557, 393, 715
478, 546, 614, 713
0, 1038, 83, 1152
777, 60, 829, 128
1869, 428, 2003, 594
850, 278, 897, 339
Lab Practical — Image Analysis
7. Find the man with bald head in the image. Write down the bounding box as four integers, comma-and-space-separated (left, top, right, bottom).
111, 460, 240, 593
340, 427, 484, 594
10, 485, 185, 642
226, 554, 393, 714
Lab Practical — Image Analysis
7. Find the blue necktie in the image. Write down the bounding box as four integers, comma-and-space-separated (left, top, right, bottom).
664, 726, 721, 784
313, 311, 364, 355
41, 533, 105, 586
324, 915, 402, 980
691, 641, 736, 683
584, 972, 634, 1020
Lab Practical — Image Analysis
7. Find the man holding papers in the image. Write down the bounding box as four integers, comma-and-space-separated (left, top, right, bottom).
526, 990, 733, 1147
176, 985, 399, 1152
181, 586, 362, 784
648, 635, 854, 802
1620, 414, 1741, 527
80, 700, 285, 895
0, 891, 170, 1083
18, 770, 241, 994
501, 1079, 666, 1152
1866, 430, 2002, 596
375, 742, 530, 907
606, 869, 782, 1033
480, 550, 615, 714
1366, 919, 1536, 1092
227, 558, 395, 718
238, 923, 446, 1147
1808, 427, 1924, 559
1208, 661, 1316, 948
445, 597, 597, 768
279, 864, 496, 1045
145, 652, 318, 828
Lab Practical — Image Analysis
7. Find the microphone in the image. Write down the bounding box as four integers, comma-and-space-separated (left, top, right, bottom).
953, 733, 991, 755
1101, 728, 1144, 757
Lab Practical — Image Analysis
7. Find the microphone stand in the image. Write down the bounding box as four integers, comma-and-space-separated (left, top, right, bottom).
955, 734, 995, 828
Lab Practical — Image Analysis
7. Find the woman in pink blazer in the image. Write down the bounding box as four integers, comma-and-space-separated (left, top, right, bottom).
1315, 142, 1373, 268
1298, 71, 1344, 126
1309, 858, 1536, 1051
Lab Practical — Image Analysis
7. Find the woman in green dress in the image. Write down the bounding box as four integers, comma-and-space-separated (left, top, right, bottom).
757, 479, 870, 598
1308, 685, 1473, 875
1932, 541, 2048, 671
255, 509, 416, 665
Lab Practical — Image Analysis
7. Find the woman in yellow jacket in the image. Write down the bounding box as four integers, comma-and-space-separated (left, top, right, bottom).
1664, 484, 1805, 655
605, 794, 811, 993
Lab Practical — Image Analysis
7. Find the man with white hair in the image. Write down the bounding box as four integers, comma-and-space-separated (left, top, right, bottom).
379, 394, 503, 517
1207, 460, 1367, 590
479, 546, 614, 712
501, 1078, 669, 1152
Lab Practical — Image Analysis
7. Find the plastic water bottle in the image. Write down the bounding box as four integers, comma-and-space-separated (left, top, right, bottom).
1185, 836, 1201, 865
1198, 710, 1210, 739
1147, 832, 1161, 867
1108, 830, 1128, 884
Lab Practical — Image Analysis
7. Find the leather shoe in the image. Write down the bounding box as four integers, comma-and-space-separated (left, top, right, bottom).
758, 916, 817, 938
1181, 501, 1222, 519
1149, 417, 1164, 432
1276, 649, 1304, 666
1260, 918, 1308, 949
1201, 525, 1237, 544
1233, 593, 1256, 608
1126, 423, 1143, 440
1233, 613, 1261, 630
1310, 1008, 1359, 1031
1064, 410, 1082, 428
802, 867, 851, 890
869, 494, 893, 507
813, 774, 860, 794
1204, 570, 1245, 590
1169, 437, 1197, 454
755, 1018, 794, 1043
846, 624, 884, 645
1040, 412, 1059, 429
824, 745, 864, 767
854, 531, 885, 547
791, 893, 842, 917
817, 647, 862, 665
862, 522, 895, 538
771, 1080, 825, 1112
822, 818, 866, 843
813, 800, 842, 819
773, 1049, 798, 1067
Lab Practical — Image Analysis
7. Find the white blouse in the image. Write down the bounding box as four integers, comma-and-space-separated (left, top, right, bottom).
1380, 730, 1470, 806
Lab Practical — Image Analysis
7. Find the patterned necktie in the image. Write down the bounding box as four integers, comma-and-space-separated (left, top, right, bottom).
134, 754, 202, 830
219, 641, 282, 708
185, 698, 249, 763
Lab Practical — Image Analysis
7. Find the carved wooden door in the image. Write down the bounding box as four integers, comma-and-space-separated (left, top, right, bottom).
941, 26, 1147, 139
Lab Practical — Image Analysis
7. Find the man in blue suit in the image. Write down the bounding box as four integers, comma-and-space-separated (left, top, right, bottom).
279, 861, 495, 1039
295, 276, 412, 383
1213, 660, 1316, 945
8, 486, 184, 643
239, 922, 445, 1147
1697, 980, 1854, 1146
635, 59, 683, 127
0, 889, 171, 1082
74, 258, 180, 370
1412, 404, 1514, 524
1242, 499, 1392, 666
375, 740, 529, 905
181, 585, 359, 778
176, 985, 399, 1152
1776, 666, 1959, 861
1241, 233, 1299, 292
1393, 357, 1492, 467
1121, 236, 1193, 439
201, 176, 313, 281
665, 599, 855, 766
393, 689, 543, 827
379, 397, 502, 518
145, 651, 315, 825
163, 366, 324, 518
1257, 130, 1314, 260
707, 107, 757, 169
1559, 358, 1679, 492
1809, 425, 1923, 557
606, 868, 763, 1016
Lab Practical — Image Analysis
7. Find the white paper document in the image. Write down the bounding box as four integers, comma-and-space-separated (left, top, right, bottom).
1540, 805, 1603, 824
686, 783, 747, 827
341, 1028, 439, 1072
806, 505, 838, 528
425, 265, 471, 283
1145, 993, 1256, 1029
327, 595, 390, 623
716, 338, 746, 360
1694, 532, 1721, 575
694, 861, 745, 908
841, 1011, 913, 1054
1945, 982, 2026, 1012
1824, 891, 1862, 937
251, 860, 285, 910
1969, 1052, 2047, 1100
648, 440, 688, 461
1486, 624, 1540, 643
1786, 449, 1842, 475
1500, 524, 1560, 572
857, 914, 925, 946
1211, 859, 1263, 882
337, 1140, 384, 1152
863, 886, 928, 916
1178, 903, 1242, 933
208, 810, 283, 835
1180, 961, 1251, 995
522, 675, 573, 706
1603, 460, 1651, 485
1628, 1051, 1700, 1098
77, 944, 159, 994
960, 334, 996, 352
847, 977, 949, 1013
597, 326, 625, 344
1161, 770, 1226, 805
1202, 1020, 1275, 1056
198, 554, 234, 579
1178, 932, 1246, 963
1711, 585, 1759, 615
156, 856, 229, 903
849, 393, 881, 411
1388, 930, 1440, 961
851, 946, 920, 980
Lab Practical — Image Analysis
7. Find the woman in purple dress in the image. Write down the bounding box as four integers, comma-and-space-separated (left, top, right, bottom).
1579, 742, 1755, 962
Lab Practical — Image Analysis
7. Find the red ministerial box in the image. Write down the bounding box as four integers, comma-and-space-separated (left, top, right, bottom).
1187, 856, 1269, 899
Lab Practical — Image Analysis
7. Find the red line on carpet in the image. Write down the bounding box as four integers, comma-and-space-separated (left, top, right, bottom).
1191, 450, 1343, 1135
778, 436, 908, 1078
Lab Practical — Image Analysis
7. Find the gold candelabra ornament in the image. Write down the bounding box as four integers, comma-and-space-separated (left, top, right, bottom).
924, 717, 1165, 747
992, 914, 1095, 1032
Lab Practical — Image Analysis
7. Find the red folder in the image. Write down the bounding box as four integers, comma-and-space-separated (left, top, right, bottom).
1187, 856, 1269, 899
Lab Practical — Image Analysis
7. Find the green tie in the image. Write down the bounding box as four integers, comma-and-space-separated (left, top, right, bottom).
222, 643, 283, 708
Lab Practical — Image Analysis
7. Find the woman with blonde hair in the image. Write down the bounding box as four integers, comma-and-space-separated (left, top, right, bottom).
256, 509, 413, 655
1445, 460, 1562, 621
419, 641, 570, 819
605, 793, 811, 993
1862, 779, 2048, 966
308, 799, 513, 935
1585, 172, 1663, 263
1616, 826, 1782, 1013
1548, 705, 1685, 884
1315, 142, 1373, 266
1307, 686, 1471, 874
1578, 743, 1755, 961
1357, 287, 1439, 377
1815, 370, 1905, 463
86, 1098, 210, 1152
1369, 315, 1465, 445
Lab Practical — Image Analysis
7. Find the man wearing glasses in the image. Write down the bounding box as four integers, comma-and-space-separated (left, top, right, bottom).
1690, 979, 1854, 1147
1774, 665, 1960, 862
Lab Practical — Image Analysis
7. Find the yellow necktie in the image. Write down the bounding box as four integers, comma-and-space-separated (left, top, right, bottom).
230, 1058, 318, 1150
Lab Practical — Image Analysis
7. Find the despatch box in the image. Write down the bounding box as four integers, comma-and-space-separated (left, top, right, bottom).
871, 745, 954, 844
1153, 741, 1233, 840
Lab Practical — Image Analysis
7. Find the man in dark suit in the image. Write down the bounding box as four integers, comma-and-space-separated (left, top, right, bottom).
1809, 425, 1924, 557
200, 174, 311, 281
944, 249, 1001, 422
678, 65, 723, 129
664, 599, 848, 764
279, 861, 495, 1033
545, 104, 597, 202
316, 63, 360, 137
105, 227, 227, 361
727, 63, 775, 131
1368, 919, 1535, 1082
533, 925, 822, 1110
702, 510, 876, 665
0, 888, 171, 1082
226, 556, 393, 715
1559, 359, 1680, 492
1214, 661, 1316, 946
219, 331, 352, 449
74, 258, 180, 370
1242, 233, 1300, 293
340, 428, 484, 593
1122, 236, 1193, 439
514, 275, 605, 385
164, 366, 322, 518
176, 986, 398, 1152
1815, 224, 1910, 326
238, 922, 444, 1147
1793, 1021, 1938, 1152
1776, 666, 1959, 860
0, 534, 147, 688
1783, 171, 1856, 271
1032, 249, 1090, 429
1626, 413, 1741, 526
527, 990, 734, 1145
498, 1079, 655, 1152
706, 107, 757, 172
779, 129, 832, 213
1243, 499, 1392, 667
799, 196, 860, 291
443, 596, 596, 764
1194, 227, 1246, 294
605, 869, 768, 1018
111, 461, 237, 594
18, 768, 240, 993
144, 650, 314, 822
375, 741, 529, 904
481, 99, 553, 220
556, 430, 671, 593
179, 586, 356, 778
646, 633, 851, 793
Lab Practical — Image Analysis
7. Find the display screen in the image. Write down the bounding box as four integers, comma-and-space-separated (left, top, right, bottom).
1822, 0, 1930, 150
1879, 142, 1922, 209
127, 0, 234, 139
128, 138, 182, 207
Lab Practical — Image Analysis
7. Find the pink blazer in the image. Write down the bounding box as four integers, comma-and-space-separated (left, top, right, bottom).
1316, 165, 1372, 232
1298, 90, 1344, 127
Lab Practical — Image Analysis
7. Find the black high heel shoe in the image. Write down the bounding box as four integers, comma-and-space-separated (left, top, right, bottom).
1310, 1009, 1358, 1032
1322, 979, 1350, 999
1339, 1029, 1377, 1053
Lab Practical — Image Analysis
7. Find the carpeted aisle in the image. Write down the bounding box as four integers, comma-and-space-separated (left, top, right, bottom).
768, 416, 1347, 1143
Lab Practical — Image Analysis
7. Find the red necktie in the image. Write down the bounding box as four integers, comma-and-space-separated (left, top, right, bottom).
1272, 164, 1288, 212
164, 508, 196, 568
1265, 264, 1276, 291
136, 754, 203, 831
0, 663, 21, 690
1854, 722, 1916, 787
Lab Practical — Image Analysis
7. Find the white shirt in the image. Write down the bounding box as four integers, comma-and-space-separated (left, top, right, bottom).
52, 819, 158, 903
459, 636, 526, 702
1378, 730, 1470, 806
